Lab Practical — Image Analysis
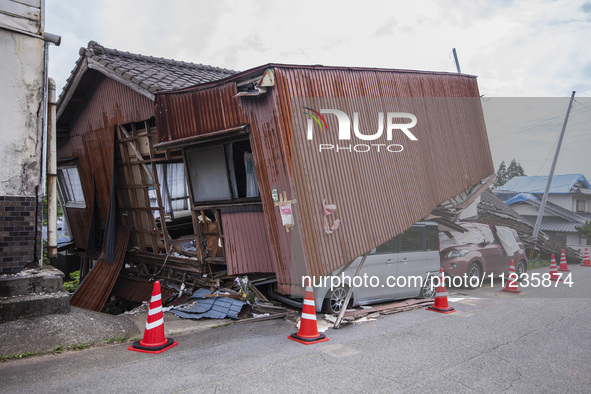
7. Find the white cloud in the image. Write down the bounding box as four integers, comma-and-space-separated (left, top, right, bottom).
45, 0, 591, 179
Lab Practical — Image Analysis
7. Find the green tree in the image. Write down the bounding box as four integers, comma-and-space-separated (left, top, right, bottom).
494, 159, 525, 187
506, 159, 526, 180
494, 161, 507, 187
576, 220, 591, 239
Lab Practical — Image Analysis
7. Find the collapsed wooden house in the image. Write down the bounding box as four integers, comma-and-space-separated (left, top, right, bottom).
57, 42, 495, 307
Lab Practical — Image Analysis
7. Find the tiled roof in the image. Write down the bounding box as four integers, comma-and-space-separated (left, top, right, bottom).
516, 198, 588, 224
171, 289, 247, 320
80, 41, 237, 94
478, 189, 523, 219
58, 41, 237, 108
56, 41, 238, 137
521, 215, 581, 233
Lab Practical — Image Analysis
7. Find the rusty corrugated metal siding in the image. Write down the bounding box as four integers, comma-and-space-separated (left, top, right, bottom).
70, 228, 130, 311
155, 65, 494, 293
276, 68, 493, 289
57, 75, 154, 248
220, 206, 277, 275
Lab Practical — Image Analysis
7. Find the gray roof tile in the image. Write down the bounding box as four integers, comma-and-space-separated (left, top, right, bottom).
60, 41, 236, 104
80, 40, 238, 92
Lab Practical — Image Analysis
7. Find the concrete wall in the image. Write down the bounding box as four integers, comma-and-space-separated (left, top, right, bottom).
0, 30, 44, 197
510, 202, 558, 217
546, 194, 574, 212
458, 195, 480, 221
566, 233, 589, 253
0, 28, 45, 273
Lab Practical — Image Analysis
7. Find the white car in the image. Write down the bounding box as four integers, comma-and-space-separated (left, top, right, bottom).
313, 222, 441, 314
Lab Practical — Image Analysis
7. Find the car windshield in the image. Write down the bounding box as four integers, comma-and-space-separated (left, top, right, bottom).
440, 223, 495, 249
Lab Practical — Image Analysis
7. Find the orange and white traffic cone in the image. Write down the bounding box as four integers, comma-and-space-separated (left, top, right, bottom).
558, 249, 570, 272
128, 281, 178, 354
288, 279, 329, 345
426, 268, 456, 314
581, 248, 591, 267
500, 260, 521, 294
549, 254, 562, 282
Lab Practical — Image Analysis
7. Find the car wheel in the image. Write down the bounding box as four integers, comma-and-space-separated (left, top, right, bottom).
466, 262, 482, 289
515, 260, 527, 280
324, 287, 352, 314
420, 276, 437, 299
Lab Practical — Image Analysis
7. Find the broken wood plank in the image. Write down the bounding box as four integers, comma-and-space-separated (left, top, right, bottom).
204, 293, 243, 300
249, 282, 269, 303
234, 312, 288, 324
343, 299, 434, 318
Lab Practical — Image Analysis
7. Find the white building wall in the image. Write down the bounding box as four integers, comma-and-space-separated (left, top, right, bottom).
546, 194, 573, 212
0, 29, 44, 197
458, 195, 480, 221
510, 202, 560, 217
566, 233, 588, 253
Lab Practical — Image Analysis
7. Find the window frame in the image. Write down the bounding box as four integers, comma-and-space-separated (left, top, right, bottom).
56, 164, 86, 209
183, 137, 261, 206
575, 198, 586, 213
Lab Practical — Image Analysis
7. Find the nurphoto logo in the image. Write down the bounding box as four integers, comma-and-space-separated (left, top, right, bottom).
303, 107, 418, 153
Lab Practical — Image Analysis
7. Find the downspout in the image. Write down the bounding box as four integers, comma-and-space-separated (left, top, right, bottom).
40, 31, 61, 264
47, 78, 57, 258
37, 40, 50, 267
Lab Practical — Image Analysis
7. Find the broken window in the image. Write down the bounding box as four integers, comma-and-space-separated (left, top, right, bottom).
155, 162, 190, 220
185, 139, 259, 204
57, 165, 85, 208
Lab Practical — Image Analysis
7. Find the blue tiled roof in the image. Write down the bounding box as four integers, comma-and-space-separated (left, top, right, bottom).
171, 292, 247, 320
495, 174, 591, 195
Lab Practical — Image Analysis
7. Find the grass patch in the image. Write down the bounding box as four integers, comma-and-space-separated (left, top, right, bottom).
0, 352, 37, 362
62, 271, 80, 293
51, 342, 93, 355
103, 336, 127, 344
528, 256, 551, 270
212, 322, 233, 328
71, 342, 91, 350
52, 344, 65, 355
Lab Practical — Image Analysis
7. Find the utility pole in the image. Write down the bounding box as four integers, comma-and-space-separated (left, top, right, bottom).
531, 91, 576, 246
452, 48, 461, 73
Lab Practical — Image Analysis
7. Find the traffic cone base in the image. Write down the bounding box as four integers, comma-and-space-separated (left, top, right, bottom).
128, 338, 178, 354
289, 280, 329, 345
427, 268, 456, 314
500, 288, 521, 294
426, 304, 456, 314
288, 332, 329, 345
128, 280, 177, 354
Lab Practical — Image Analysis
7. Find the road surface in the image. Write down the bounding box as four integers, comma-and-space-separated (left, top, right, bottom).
1, 265, 590, 392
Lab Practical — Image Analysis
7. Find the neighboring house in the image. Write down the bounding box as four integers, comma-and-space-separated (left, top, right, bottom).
0, 0, 59, 273
495, 174, 591, 252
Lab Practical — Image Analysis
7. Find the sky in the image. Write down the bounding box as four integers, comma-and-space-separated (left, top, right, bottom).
45, 0, 591, 180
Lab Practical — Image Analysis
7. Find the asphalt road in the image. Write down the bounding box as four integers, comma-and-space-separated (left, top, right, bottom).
1, 265, 590, 393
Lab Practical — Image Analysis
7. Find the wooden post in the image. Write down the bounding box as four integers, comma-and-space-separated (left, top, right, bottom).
333, 252, 369, 329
